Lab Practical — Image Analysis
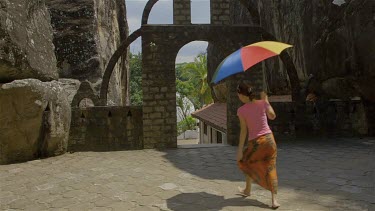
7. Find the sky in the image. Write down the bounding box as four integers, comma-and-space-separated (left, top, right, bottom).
125, 0, 211, 63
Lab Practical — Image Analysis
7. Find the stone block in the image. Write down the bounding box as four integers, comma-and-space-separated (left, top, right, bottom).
150, 113, 162, 119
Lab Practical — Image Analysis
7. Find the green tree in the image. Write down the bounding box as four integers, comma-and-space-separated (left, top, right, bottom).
179, 53, 213, 109
176, 94, 196, 135
129, 52, 142, 106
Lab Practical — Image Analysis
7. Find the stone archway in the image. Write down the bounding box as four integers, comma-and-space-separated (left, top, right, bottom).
99, 29, 142, 106
141, 25, 265, 148
100, 0, 300, 106
98, 0, 300, 149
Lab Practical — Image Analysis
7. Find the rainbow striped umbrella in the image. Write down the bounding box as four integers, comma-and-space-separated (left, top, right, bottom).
211, 41, 292, 84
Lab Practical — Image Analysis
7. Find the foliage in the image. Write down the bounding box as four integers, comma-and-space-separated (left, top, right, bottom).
129, 52, 142, 106
128, 52, 211, 134
177, 53, 213, 109
177, 116, 196, 135
177, 94, 196, 129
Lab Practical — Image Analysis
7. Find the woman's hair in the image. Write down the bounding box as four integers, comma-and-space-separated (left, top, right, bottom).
237, 82, 255, 100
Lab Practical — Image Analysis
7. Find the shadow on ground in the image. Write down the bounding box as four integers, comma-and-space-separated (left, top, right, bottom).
166, 192, 270, 210
161, 137, 375, 210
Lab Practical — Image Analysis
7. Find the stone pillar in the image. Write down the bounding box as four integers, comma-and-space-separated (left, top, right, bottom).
142, 28, 177, 148
173, 0, 191, 24
210, 0, 230, 25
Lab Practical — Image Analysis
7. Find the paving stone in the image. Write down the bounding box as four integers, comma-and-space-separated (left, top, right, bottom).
50, 197, 78, 208
109, 201, 136, 210
0, 138, 373, 210
8, 198, 30, 209
159, 183, 178, 191
23, 203, 49, 211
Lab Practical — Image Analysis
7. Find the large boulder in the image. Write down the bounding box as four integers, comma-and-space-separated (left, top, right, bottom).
0, 79, 71, 164
46, 0, 129, 105
0, 0, 58, 82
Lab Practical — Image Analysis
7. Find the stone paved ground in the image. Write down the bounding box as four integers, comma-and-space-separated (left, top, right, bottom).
1, 137, 374, 211
177, 139, 199, 145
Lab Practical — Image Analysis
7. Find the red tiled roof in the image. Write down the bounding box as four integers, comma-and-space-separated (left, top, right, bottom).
192, 103, 227, 132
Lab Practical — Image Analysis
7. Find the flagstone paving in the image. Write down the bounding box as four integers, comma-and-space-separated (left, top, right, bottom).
1, 137, 374, 211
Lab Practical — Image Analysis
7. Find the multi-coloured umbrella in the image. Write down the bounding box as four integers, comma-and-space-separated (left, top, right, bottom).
211, 41, 293, 84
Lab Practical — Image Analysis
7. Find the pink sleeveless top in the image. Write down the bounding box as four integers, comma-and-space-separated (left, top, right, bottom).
237, 100, 272, 140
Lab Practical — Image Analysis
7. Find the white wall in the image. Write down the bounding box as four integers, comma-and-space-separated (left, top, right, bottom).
177, 130, 199, 140
198, 121, 227, 144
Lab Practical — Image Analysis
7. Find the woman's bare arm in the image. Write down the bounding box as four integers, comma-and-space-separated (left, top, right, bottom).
261, 92, 276, 120
237, 116, 247, 161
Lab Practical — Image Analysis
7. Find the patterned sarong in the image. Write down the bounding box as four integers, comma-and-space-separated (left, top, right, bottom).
238, 133, 278, 193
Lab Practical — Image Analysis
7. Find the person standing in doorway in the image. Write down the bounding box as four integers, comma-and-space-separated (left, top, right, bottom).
236, 82, 280, 209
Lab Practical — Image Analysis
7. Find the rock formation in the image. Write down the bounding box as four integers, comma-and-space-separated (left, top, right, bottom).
228, 0, 374, 101
209, 0, 374, 135
0, 0, 71, 164
0, 0, 58, 82
0, 79, 71, 164
46, 0, 129, 105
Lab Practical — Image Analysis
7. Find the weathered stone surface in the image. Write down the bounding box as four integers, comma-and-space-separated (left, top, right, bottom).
230, 0, 375, 102
0, 0, 58, 82
57, 79, 81, 105
0, 138, 373, 210
220, 0, 375, 135
0, 79, 71, 164
46, 0, 128, 105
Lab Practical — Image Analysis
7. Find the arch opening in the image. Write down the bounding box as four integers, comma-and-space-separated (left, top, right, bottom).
191, 0, 210, 24
148, 0, 173, 24
175, 41, 226, 146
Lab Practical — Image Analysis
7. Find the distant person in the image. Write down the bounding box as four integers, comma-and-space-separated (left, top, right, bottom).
236, 82, 280, 209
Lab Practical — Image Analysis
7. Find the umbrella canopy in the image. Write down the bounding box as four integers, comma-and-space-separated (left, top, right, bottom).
211, 41, 292, 84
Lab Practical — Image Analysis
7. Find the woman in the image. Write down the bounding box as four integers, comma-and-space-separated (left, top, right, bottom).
236, 83, 280, 209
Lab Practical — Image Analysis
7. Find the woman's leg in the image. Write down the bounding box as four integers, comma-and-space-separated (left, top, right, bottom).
271, 192, 280, 208
245, 175, 252, 193
238, 175, 252, 196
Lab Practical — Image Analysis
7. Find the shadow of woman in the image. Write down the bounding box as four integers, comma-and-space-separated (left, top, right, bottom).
166, 192, 271, 210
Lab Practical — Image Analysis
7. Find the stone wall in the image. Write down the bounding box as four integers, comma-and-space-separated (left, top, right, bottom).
46, 0, 128, 106
68, 106, 143, 151
142, 25, 263, 148
269, 99, 369, 138
173, 0, 191, 24
211, 0, 230, 25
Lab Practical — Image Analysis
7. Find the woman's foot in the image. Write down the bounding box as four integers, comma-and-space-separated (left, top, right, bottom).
271, 201, 280, 209
237, 186, 251, 197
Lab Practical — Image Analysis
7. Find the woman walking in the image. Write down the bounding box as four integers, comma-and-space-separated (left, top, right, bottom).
236, 83, 280, 209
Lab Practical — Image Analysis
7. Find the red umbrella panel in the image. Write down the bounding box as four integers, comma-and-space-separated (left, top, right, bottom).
212, 41, 293, 84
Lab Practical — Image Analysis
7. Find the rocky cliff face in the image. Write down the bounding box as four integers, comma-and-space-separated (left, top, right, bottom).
229, 0, 374, 102
0, 0, 58, 82
46, 0, 128, 105
0, 0, 72, 164
209, 0, 374, 135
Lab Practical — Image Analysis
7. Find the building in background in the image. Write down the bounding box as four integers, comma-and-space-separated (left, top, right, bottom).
192, 103, 227, 144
